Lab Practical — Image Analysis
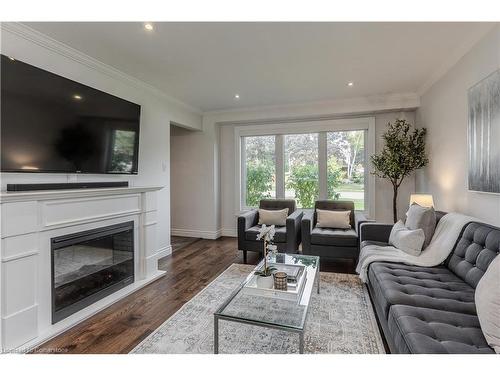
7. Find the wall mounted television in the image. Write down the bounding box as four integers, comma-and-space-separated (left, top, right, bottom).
1, 54, 141, 174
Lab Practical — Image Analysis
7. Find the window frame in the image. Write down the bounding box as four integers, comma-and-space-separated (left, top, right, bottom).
235, 117, 376, 218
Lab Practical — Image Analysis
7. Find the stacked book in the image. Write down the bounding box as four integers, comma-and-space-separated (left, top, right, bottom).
273, 264, 304, 289
243, 263, 307, 302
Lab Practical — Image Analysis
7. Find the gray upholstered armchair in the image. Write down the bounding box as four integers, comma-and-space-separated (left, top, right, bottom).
237, 199, 303, 263
301, 200, 368, 262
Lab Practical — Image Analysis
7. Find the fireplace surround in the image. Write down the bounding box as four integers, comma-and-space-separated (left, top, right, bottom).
0, 186, 166, 351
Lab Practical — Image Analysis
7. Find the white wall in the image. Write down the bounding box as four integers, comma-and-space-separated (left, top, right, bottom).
170, 126, 217, 238
0, 24, 202, 252
416, 25, 500, 226
170, 93, 421, 239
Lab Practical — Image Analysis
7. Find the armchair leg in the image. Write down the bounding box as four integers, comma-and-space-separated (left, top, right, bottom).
243, 250, 247, 264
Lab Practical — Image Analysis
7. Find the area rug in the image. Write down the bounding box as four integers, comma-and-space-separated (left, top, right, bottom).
131, 264, 385, 354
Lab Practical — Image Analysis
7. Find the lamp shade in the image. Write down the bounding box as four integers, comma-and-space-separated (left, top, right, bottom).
410, 194, 434, 208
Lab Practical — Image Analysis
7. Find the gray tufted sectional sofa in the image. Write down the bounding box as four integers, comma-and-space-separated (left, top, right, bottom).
360, 216, 499, 354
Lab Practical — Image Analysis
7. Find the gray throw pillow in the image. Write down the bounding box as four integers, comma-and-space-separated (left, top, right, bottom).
388, 220, 425, 256
405, 203, 436, 249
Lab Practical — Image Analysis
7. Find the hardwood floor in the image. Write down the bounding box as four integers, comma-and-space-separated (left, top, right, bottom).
34, 237, 355, 354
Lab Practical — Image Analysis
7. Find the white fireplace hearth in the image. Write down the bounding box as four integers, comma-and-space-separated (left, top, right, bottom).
0, 186, 166, 351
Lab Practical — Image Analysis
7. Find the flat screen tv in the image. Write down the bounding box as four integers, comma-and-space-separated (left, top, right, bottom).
1, 54, 141, 174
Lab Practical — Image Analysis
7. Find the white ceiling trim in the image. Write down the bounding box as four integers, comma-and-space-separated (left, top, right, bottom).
1, 22, 203, 115
417, 24, 496, 96
205, 92, 420, 123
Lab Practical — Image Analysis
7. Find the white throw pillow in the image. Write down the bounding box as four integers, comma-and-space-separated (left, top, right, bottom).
388, 220, 425, 256
475, 255, 500, 354
316, 209, 351, 229
258, 208, 288, 226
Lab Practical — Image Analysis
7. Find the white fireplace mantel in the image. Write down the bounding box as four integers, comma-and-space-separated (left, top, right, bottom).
0, 186, 166, 351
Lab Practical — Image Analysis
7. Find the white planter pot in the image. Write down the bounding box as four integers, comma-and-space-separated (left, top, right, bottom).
256, 275, 274, 289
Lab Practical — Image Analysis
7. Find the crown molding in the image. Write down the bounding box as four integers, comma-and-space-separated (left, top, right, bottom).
1, 22, 202, 115
417, 24, 497, 96
204, 92, 420, 120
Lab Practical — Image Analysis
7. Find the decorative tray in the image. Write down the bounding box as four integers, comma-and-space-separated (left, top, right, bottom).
242, 263, 307, 302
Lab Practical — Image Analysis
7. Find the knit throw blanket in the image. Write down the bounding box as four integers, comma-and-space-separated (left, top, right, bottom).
356, 212, 478, 282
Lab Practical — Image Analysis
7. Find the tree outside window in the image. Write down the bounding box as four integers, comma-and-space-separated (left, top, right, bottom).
285, 133, 319, 208
327, 130, 365, 210
244, 136, 275, 207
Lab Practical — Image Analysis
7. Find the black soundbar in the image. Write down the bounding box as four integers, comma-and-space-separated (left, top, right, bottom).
6, 181, 129, 192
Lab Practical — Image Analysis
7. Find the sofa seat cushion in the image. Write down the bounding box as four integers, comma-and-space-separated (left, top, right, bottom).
387, 305, 494, 354
245, 225, 287, 243
368, 262, 477, 320
311, 227, 357, 246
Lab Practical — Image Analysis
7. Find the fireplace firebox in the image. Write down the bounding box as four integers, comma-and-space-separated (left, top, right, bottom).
51, 221, 135, 323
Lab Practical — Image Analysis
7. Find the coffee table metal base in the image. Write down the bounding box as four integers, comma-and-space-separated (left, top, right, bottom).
214, 269, 320, 354
214, 315, 305, 354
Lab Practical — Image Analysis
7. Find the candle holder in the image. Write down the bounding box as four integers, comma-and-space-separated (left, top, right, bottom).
273, 271, 288, 290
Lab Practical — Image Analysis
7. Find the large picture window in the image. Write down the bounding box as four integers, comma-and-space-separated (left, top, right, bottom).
237, 118, 375, 216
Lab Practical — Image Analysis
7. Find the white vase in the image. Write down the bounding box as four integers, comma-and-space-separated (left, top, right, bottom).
256, 275, 274, 289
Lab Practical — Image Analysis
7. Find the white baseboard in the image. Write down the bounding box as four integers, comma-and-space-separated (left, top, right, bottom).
171, 228, 222, 240
221, 228, 237, 237
156, 245, 172, 259
171, 228, 237, 239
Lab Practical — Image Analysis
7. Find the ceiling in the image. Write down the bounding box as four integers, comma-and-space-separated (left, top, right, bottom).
24, 22, 495, 112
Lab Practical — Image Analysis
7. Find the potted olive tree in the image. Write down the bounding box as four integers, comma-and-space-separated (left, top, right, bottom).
371, 119, 428, 223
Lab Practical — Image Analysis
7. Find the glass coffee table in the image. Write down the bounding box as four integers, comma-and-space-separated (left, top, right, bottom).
214, 253, 320, 354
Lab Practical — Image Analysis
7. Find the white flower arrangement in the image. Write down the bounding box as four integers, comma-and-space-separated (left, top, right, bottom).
267, 243, 278, 255
256, 224, 275, 242
255, 224, 277, 277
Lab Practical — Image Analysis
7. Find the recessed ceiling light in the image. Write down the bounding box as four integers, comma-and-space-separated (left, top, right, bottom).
234, 94, 240, 100
144, 23, 154, 31
347, 82, 354, 87
73, 94, 82, 100
9, 56, 15, 61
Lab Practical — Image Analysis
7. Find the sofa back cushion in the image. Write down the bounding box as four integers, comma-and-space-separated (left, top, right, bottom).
314, 200, 355, 228
259, 199, 296, 214
446, 222, 500, 288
